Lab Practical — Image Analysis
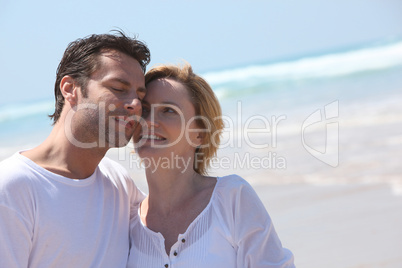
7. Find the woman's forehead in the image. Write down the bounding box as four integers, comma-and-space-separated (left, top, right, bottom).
145, 78, 190, 100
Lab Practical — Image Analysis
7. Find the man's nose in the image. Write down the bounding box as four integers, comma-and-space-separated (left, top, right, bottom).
124, 97, 142, 116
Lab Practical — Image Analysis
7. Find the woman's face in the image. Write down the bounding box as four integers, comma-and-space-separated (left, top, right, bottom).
134, 78, 202, 162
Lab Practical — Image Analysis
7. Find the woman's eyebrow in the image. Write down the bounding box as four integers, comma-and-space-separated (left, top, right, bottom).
144, 101, 179, 107
160, 101, 179, 107
137, 87, 146, 94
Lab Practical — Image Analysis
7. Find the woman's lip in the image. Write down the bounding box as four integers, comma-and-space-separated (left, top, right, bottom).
140, 133, 166, 140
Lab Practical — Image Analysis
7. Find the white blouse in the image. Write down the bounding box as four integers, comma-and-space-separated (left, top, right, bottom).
127, 175, 295, 268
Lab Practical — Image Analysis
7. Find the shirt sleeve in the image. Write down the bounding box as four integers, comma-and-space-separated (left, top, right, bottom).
229, 177, 295, 268
0, 205, 32, 268
0, 163, 34, 268
129, 183, 146, 221
99, 157, 146, 220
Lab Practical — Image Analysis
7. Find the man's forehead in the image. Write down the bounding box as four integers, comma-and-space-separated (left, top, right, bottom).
98, 49, 127, 63
91, 49, 143, 80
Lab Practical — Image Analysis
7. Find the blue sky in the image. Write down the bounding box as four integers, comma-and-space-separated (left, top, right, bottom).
1, 0, 401, 105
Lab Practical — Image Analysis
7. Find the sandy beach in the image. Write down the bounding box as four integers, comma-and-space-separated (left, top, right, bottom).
107, 143, 402, 268
256, 183, 402, 268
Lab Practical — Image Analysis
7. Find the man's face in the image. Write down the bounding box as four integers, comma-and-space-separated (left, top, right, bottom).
70, 50, 145, 149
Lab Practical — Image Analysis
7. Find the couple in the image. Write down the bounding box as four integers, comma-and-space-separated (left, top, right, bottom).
0, 31, 294, 267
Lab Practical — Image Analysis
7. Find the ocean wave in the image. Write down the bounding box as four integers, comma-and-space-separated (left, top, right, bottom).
202, 40, 402, 89
0, 100, 53, 123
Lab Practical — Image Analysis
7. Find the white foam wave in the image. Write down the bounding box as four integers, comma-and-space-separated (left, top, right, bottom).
0, 100, 53, 123
203, 41, 402, 86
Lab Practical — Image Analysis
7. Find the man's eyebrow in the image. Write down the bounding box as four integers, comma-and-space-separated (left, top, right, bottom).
107, 78, 146, 93
108, 77, 131, 86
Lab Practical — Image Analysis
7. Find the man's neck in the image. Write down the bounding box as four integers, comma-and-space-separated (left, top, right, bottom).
22, 124, 108, 179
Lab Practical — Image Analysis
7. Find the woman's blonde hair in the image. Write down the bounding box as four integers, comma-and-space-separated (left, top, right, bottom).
145, 63, 224, 175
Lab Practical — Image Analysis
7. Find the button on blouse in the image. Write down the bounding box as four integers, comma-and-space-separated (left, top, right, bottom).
127, 175, 295, 268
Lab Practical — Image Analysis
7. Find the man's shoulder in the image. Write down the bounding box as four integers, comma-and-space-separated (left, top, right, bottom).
0, 152, 36, 196
98, 157, 135, 188
0, 152, 32, 180
0, 151, 23, 167
98, 157, 129, 176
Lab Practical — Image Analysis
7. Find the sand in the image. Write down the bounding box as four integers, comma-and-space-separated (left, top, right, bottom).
104, 144, 402, 268
254, 183, 402, 268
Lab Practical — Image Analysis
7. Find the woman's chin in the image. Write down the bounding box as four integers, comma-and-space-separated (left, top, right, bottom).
136, 147, 169, 159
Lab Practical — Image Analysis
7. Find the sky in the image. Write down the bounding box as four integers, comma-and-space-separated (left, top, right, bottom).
1, 0, 401, 105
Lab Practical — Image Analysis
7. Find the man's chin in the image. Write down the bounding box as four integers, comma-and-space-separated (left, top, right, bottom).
107, 137, 132, 149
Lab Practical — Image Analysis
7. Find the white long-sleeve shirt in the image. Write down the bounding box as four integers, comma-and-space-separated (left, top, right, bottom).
0, 152, 144, 268
128, 174, 295, 268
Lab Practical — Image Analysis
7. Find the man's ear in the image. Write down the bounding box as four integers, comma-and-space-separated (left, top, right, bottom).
60, 75, 78, 105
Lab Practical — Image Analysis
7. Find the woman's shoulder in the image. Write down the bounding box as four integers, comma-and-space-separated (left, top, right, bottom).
212, 174, 270, 228
216, 174, 253, 190
213, 174, 257, 203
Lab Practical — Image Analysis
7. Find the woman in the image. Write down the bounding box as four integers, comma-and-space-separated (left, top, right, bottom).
128, 64, 294, 267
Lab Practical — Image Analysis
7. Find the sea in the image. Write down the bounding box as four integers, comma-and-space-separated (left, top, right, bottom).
1, 38, 402, 186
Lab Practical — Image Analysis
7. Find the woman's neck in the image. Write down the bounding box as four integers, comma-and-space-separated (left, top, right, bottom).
144, 164, 203, 215
140, 161, 217, 255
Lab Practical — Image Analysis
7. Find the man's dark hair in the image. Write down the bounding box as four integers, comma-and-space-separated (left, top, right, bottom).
49, 30, 150, 123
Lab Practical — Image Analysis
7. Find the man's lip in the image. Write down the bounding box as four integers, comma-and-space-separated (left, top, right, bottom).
115, 117, 135, 129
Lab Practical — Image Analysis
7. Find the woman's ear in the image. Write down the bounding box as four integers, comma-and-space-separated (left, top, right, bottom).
195, 132, 205, 147
60, 75, 78, 106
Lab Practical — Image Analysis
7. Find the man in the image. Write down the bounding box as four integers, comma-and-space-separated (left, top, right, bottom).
0, 31, 150, 267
